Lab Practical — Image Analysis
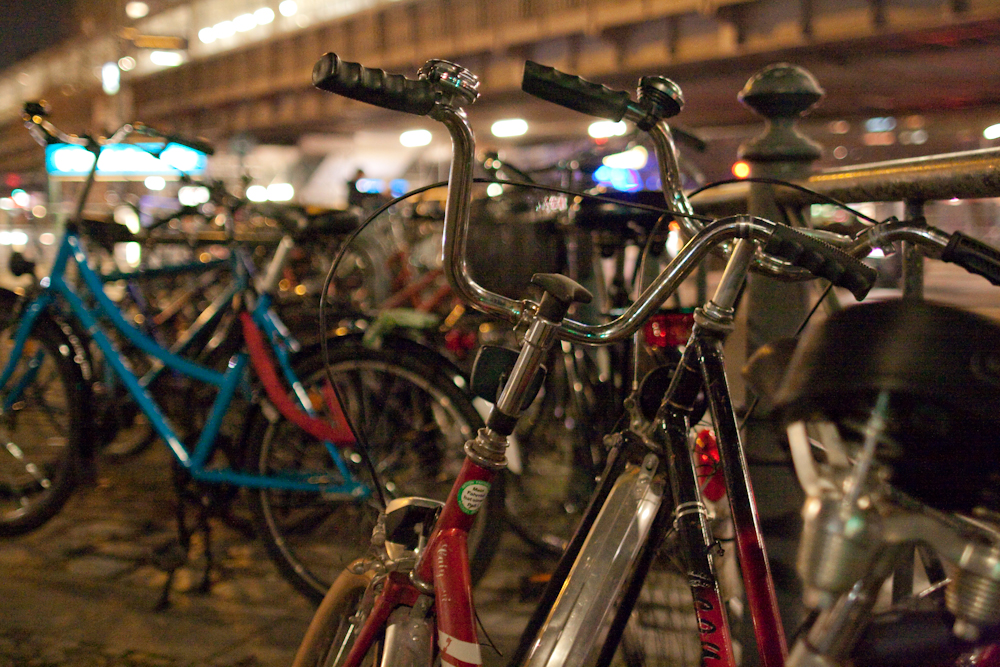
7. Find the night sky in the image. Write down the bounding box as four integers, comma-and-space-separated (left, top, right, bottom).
0, 0, 76, 71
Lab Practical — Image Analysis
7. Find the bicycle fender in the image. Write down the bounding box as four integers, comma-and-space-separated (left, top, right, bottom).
299, 332, 474, 393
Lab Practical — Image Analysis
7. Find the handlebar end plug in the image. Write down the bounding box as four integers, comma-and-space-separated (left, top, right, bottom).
637, 77, 684, 125
531, 273, 592, 322
418, 59, 480, 107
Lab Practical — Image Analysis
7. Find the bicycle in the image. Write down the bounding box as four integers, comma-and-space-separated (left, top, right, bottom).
288, 53, 865, 666
299, 54, 1000, 667
0, 104, 503, 604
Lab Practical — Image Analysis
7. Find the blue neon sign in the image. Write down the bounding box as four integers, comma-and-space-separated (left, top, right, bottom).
45, 142, 208, 179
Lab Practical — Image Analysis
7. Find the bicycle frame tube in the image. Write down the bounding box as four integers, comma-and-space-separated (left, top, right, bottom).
337, 457, 497, 667
697, 335, 787, 667
417, 458, 497, 667
0, 229, 364, 494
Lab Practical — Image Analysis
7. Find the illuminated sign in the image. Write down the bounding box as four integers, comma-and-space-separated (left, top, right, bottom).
45, 143, 208, 179
593, 165, 642, 192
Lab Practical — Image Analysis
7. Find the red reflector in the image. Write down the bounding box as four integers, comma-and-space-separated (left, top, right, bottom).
695, 429, 726, 501
643, 310, 694, 349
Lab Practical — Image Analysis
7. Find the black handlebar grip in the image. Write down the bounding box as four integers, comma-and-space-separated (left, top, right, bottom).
312, 53, 437, 116
522, 61, 632, 122
763, 224, 877, 300
941, 231, 1000, 286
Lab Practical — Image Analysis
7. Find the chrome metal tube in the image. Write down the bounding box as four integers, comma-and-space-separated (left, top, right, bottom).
648, 120, 698, 240
435, 106, 523, 323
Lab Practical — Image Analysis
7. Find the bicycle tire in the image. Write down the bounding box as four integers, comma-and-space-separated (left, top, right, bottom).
292, 562, 376, 667
0, 315, 88, 536
505, 343, 618, 555
246, 340, 502, 603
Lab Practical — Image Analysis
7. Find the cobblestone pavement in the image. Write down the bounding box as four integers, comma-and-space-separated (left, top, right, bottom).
0, 445, 549, 667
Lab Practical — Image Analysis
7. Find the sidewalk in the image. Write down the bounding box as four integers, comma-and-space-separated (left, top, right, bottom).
0, 445, 542, 667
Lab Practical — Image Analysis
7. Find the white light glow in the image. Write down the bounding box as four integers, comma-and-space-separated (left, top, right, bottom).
279, 1, 298, 16
588, 120, 627, 139
985, 124, 1000, 140
199, 27, 216, 43
400, 129, 432, 147
102, 62, 120, 95
486, 183, 504, 197
213, 21, 235, 39
255, 7, 275, 24
0, 199, 12, 211
118, 56, 136, 71
125, 241, 142, 267
11, 190, 30, 208
234, 13, 257, 31
39, 232, 55, 245
602, 146, 648, 170
267, 183, 294, 201
114, 205, 142, 233
125, 1, 149, 19
144, 176, 166, 191
150, 51, 184, 67
246, 185, 268, 202
52, 146, 95, 174
178, 185, 211, 207
0, 231, 24, 246
31, 205, 46, 218
491, 119, 528, 138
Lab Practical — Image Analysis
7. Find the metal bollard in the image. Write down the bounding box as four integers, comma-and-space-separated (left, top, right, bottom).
736, 63, 826, 662
738, 62, 825, 355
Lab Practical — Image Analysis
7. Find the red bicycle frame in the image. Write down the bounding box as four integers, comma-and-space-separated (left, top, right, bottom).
339, 457, 497, 667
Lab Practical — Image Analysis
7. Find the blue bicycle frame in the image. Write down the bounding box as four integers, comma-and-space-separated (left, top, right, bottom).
0, 226, 367, 496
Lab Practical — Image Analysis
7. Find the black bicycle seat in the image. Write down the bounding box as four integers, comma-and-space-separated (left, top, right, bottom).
574, 191, 666, 234
75, 216, 138, 252
304, 209, 361, 235
774, 299, 1000, 513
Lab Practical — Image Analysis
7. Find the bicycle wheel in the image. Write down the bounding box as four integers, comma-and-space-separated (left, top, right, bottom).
246, 340, 502, 603
618, 503, 739, 667
292, 563, 377, 667
505, 343, 619, 554
0, 316, 88, 536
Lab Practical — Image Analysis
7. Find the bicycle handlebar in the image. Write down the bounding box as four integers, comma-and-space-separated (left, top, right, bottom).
521, 60, 635, 123
310, 54, 1000, 343
763, 224, 876, 300
22, 102, 214, 156
850, 222, 1000, 287
312, 53, 439, 116
940, 232, 1000, 286
131, 122, 215, 156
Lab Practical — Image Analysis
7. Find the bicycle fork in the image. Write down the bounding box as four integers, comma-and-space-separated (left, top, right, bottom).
342, 274, 592, 667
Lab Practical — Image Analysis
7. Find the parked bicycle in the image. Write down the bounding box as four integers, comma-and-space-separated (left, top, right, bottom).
0, 103, 502, 604
294, 54, 1000, 667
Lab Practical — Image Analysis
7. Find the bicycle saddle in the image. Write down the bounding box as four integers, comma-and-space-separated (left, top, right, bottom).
573, 191, 666, 235
774, 299, 1000, 513
301, 208, 361, 236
